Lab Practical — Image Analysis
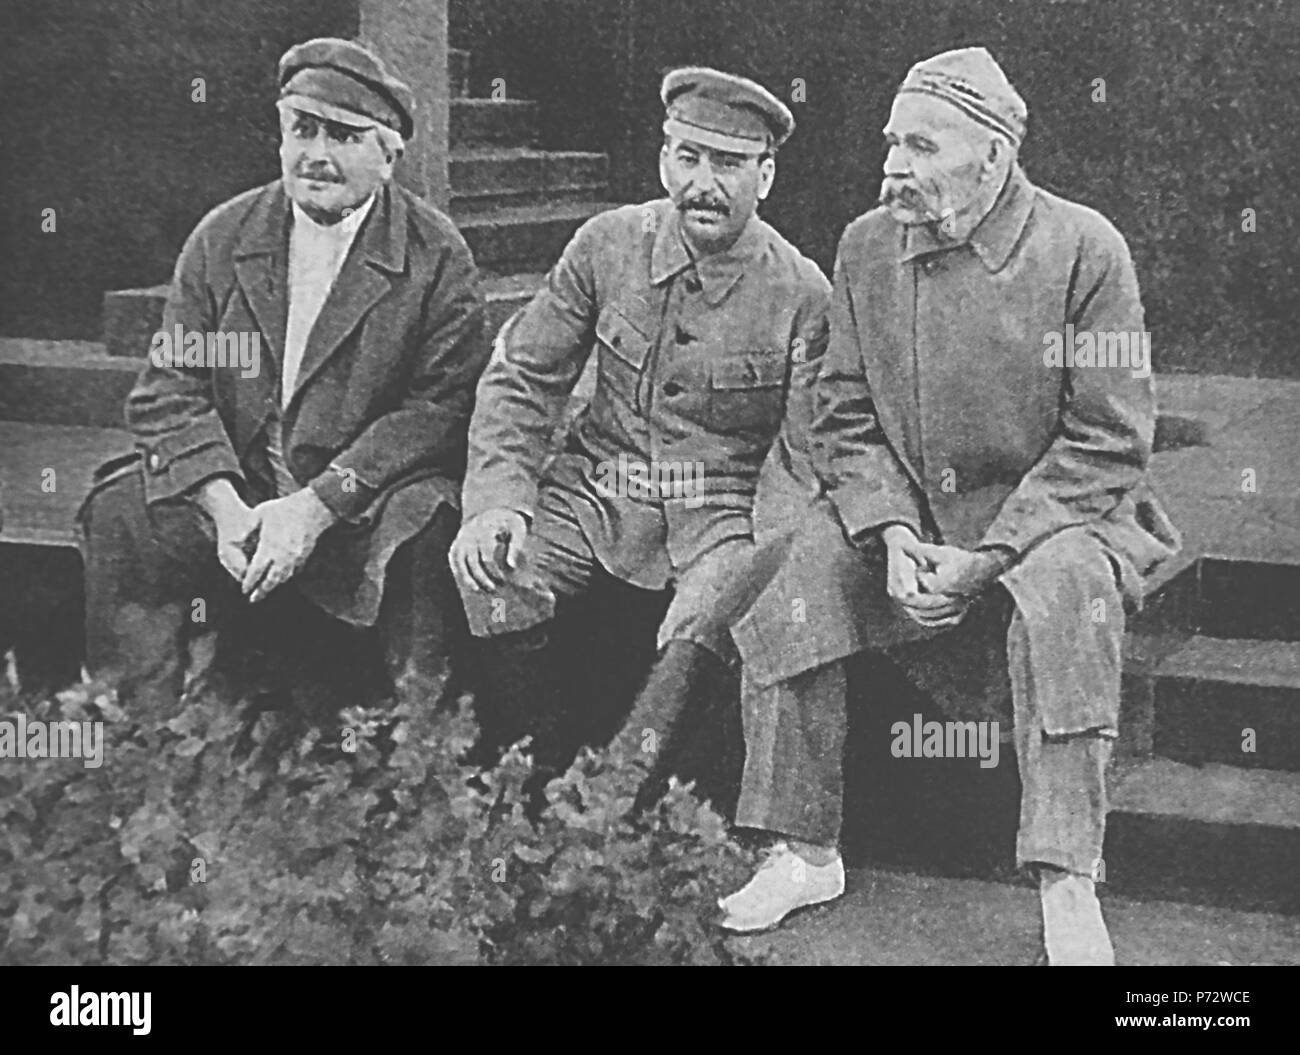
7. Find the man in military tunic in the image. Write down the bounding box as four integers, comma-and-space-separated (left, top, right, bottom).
717, 48, 1179, 964
450, 68, 830, 783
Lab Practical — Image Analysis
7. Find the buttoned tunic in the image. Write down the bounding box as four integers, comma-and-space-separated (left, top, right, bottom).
462, 199, 829, 636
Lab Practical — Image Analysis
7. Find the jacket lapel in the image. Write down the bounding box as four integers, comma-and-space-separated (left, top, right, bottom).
232, 183, 289, 371
231, 183, 290, 455
285, 183, 407, 412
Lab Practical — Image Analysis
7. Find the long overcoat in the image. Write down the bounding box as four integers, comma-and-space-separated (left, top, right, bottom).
745, 164, 1181, 733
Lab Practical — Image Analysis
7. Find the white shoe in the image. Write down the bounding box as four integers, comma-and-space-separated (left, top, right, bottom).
718, 843, 845, 933
1041, 871, 1115, 965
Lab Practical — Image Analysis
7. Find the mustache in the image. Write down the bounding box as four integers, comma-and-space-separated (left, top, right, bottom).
879, 180, 923, 207
679, 195, 729, 216
295, 166, 344, 184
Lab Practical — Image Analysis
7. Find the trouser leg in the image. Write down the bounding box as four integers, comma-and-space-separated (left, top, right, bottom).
80, 469, 221, 721
727, 513, 912, 847
1001, 528, 1127, 878
460, 623, 562, 766
375, 504, 465, 706
611, 534, 798, 814
734, 660, 848, 845
456, 489, 595, 773
1008, 608, 1113, 877
608, 639, 742, 815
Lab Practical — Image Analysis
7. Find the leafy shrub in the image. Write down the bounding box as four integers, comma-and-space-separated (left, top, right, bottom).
0, 681, 762, 965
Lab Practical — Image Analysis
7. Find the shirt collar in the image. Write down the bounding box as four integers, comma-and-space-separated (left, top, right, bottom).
650, 201, 767, 305
290, 192, 376, 241
898, 163, 1034, 272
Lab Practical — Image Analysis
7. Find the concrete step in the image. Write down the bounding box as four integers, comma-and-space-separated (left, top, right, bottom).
450, 147, 608, 213
102, 285, 168, 358
482, 271, 544, 341
1122, 556, 1300, 762
0, 339, 139, 429
449, 47, 470, 99
1151, 637, 1300, 771
1104, 757, 1300, 914
454, 200, 619, 273
1153, 410, 1212, 453
100, 272, 557, 361
1195, 559, 1300, 641
1126, 556, 1300, 653
450, 98, 540, 148
736, 865, 1300, 965
0, 420, 132, 547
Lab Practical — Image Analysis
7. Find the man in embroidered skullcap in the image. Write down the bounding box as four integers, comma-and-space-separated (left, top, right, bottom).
81, 38, 487, 718
450, 67, 829, 801
718, 47, 1180, 964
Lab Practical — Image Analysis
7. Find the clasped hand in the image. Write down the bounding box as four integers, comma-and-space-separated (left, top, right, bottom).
881, 525, 1007, 630
209, 488, 337, 604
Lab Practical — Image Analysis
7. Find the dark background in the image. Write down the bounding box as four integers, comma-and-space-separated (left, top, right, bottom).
3, 0, 1297, 376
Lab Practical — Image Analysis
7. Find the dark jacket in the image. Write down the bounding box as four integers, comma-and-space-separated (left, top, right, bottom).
122, 178, 486, 624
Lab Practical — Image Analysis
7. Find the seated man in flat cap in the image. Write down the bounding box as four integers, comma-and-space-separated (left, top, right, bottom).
716, 47, 1179, 963
80, 38, 487, 718
450, 68, 829, 795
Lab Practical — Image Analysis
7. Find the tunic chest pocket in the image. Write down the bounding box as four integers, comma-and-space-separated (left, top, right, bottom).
595, 305, 653, 408
708, 351, 788, 432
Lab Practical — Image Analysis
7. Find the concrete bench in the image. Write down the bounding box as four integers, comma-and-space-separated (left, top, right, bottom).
0, 421, 133, 547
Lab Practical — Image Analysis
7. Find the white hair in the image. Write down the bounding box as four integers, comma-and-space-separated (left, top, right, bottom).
374, 122, 405, 162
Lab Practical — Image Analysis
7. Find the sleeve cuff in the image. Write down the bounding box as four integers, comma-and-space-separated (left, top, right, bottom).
462, 479, 539, 525
829, 485, 924, 546
975, 541, 1021, 576
139, 436, 244, 505
310, 464, 379, 523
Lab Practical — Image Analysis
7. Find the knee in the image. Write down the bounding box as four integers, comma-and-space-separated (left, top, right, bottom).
458, 578, 556, 638
81, 470, 144, 541
1014, 531, 1123, 612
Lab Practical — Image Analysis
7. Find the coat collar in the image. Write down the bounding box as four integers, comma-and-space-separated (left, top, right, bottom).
898, 163, 1035, 272
231, 179, 409, 414
650, 200, 767, 306
233, 179, 408, 274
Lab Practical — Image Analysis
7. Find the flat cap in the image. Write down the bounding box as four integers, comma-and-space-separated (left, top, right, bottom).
661, 66, 794, 155
897, 47, 1027, 147
278, 37, 415, 140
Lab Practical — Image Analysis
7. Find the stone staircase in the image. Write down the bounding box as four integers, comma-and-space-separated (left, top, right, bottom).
1104, 561, 1300, 914
1098, 376, 1300, 915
